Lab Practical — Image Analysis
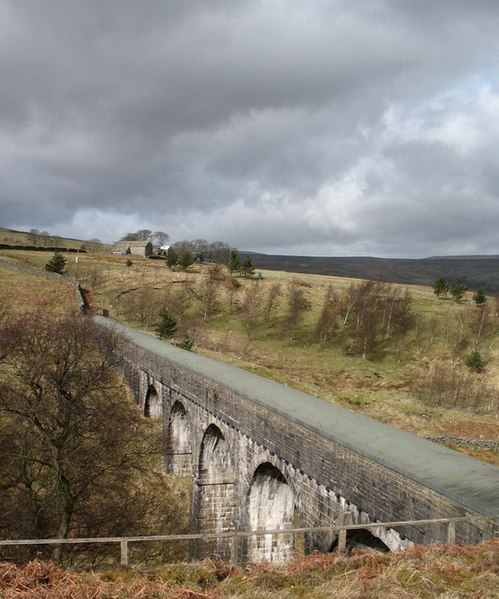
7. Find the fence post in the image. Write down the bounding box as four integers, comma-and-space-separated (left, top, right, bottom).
120, 539, 129, 567
230, 532, 239, 565
338, 529, 347, 555
447, 521, 456, 544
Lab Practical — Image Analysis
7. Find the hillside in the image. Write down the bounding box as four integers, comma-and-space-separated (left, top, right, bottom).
2, 226, 499, 291
244, 251, 499, 292
1, 247, 497, 467
0, 248, 497, 588
0, 226, 110, 252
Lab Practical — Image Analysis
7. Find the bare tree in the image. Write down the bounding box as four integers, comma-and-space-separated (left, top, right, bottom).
241, 282, 263, 338
344, 281, 381, 358
122, 231, 140, 241
316, 283, 339, 342
191, 238, 209, 260
117, 284, 158, 327
122, 229, 152, 242
151, 231, 170, 246
281, 281, 310, 340
208, 241, 231, 264
81, 265, 103, 289
470, 303, 492, 346
381, 286, 414, 341
0, 313, 187, 564
339, 282, 358, 325
198, 267, 221, 320
224, 276, 241, 313
86, 238, 103, 252
161, 282, 192, 322
263, 283, 281, 322
136, 229, 153, 241
342, 281, 414, 359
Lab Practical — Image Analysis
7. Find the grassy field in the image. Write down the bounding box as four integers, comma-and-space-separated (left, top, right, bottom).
1, 247, 497, 465
0, 258, 77, 316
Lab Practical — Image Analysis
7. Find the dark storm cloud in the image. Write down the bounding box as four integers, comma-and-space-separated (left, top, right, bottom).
1, 0, 498, 256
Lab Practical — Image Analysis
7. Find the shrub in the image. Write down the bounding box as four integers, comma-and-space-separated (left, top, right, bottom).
465, 350, 486, 372
410, 360, 498, 414
473, 288, 487, 305
177, 335, 193, 351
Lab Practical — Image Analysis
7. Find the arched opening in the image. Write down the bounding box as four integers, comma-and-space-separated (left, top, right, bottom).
247, 463, 295, 563
144, 384, 161, 418
193, 424, 235, 560
330, 528, 390, 554
165, 401, 192, 477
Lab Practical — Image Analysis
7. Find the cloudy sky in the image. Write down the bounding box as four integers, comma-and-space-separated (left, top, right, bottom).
1, 1, 498, 257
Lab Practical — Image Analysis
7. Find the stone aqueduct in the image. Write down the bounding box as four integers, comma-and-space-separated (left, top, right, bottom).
95, 315, 498, 563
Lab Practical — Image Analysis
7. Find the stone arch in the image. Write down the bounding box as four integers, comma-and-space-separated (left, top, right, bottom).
165, 401, 192, 477
144, 384, 161, 418
330, 528, 391, 554
246, 463, 295, 563
328, 504, 404, 553
193, 424, 235, 560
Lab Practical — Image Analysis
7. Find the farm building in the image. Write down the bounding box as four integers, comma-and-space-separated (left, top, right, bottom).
111, 240, 153, 257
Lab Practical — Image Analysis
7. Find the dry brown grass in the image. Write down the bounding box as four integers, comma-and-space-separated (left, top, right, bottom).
1, 541, 497, 598
0, 263, 77, 316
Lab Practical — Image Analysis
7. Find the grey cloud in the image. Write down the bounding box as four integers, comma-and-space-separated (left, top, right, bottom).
1, 0, 499, 256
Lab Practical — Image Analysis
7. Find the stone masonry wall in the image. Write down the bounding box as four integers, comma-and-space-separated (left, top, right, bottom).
115, 337, 495, 559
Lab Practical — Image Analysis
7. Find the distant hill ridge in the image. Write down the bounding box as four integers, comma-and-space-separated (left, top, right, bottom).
243, 251, 499, 292
2, 226, 498, 291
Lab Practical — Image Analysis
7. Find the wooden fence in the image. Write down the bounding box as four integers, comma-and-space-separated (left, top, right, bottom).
0, 515, 496, 567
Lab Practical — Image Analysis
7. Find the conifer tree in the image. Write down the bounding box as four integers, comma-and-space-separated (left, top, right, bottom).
176, 245, 194, 270
473, 288, 487, 306
155, 308, 177, 339
240, 255, 255, 278
433, 276, 449, 299
45, 251, 66, 274
227, 250, 241, 274
450, 279, 467, 303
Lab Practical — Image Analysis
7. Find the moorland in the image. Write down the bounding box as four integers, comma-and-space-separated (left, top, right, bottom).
0, 229, 497, 598
0, 229, 497, 465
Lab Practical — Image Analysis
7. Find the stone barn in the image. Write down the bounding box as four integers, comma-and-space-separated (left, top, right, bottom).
112, 240, 153, 257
